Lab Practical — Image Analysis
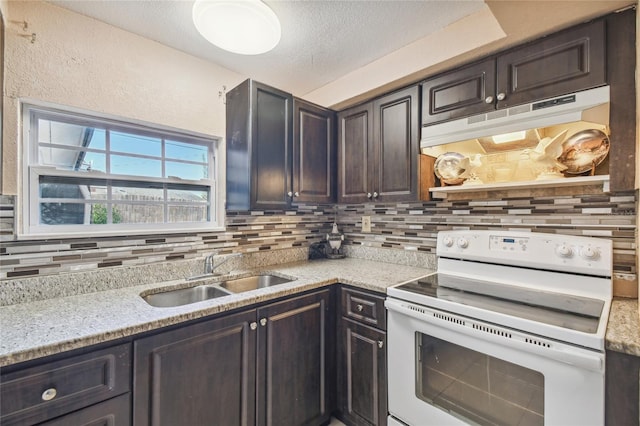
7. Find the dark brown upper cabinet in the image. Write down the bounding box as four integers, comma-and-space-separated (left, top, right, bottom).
293, 98, 336, 204
338, 85, 420, 203
226, 79, 294, 211
421, 19, 606, 126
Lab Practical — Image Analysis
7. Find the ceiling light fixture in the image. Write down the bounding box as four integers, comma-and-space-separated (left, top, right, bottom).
192, 0, 281, 55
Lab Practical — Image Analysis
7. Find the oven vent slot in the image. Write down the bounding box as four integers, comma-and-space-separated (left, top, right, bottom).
472, 324, 512, 339
525, 337, 551, 348
433, 312, 465, 326
408, 305, 427, 315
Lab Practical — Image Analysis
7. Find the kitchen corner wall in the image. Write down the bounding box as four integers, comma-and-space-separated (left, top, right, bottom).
335, 184, 638, 298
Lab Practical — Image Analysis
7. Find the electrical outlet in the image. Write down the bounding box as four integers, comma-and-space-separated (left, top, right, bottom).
361, 216, 371, 233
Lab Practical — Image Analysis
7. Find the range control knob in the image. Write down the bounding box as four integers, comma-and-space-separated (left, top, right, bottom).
580, 246, 600, 261
443, 236, 454, 247
555, 244, 573, 258
456, 238, 469, 249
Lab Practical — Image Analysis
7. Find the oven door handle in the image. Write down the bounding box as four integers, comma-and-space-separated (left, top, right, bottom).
551, 346, 603, 371
385, 298, 604, 372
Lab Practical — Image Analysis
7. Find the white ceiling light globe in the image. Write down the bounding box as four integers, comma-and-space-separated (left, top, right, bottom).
193, 0, 281, 55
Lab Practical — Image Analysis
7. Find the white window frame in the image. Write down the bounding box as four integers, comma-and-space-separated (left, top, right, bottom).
20, 102, 225, 239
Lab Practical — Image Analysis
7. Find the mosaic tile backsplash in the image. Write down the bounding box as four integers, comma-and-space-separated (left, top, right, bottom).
0, 185, 637, 294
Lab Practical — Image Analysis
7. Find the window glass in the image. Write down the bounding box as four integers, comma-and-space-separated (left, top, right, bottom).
111, 155, 162, 178
110, 131, 162, 156
166, 161, 208, 180
166, 140, 209, 163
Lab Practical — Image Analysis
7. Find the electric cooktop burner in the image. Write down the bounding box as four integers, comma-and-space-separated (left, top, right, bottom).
395, 273, 604, 334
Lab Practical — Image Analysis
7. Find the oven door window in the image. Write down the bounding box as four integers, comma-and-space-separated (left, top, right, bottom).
416, 333, 544, 425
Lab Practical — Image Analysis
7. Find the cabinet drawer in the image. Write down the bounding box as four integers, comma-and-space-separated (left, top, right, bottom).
341, 286, 386, 330
1, 343, 131, 426
40, 393, 131, 426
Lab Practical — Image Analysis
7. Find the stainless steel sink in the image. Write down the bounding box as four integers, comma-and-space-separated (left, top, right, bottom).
143, 285, 232, 308
219, 275, 292, 293
142, 275, 294, 307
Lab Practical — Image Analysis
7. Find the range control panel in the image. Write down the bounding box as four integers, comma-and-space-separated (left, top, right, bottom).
437, 230, 612, 277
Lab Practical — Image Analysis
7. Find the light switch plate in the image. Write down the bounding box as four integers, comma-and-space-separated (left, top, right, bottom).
361, 216, 371, 233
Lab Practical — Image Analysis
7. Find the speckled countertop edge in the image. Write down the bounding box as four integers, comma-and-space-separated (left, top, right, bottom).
606, 298, 640, 357
0, 258, 434, 367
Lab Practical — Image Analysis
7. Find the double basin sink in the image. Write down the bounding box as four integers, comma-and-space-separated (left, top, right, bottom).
143, 274, 293, 308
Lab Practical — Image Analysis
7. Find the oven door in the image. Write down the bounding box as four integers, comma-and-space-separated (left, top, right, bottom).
385, 298, 605, 426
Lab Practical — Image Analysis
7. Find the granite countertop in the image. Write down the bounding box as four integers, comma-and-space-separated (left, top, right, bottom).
606, 298, 640, 357
0, 258, 434, 367
2, 258, 639, 368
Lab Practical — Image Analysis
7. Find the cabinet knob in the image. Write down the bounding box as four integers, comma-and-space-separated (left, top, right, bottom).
356, 304, 364, 312
372, 192, 379, 199
496, 92, 506, 101
484, 95, 494, 104
378, 340, 384, 349
367, 192, 372, 199
287, 191, 293, 197
42, 388, 57, 401
250, 322, 257, 330
294, 192, 299, 197
260, 318, 267, 326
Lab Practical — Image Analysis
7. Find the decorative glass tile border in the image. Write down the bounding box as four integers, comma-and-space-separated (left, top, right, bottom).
0, 185, 636, 283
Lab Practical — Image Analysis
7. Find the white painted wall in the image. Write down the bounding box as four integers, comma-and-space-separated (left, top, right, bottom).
1, 0, 244, 194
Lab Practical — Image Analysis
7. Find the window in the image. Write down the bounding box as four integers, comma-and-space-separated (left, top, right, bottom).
22, 104, 223, 237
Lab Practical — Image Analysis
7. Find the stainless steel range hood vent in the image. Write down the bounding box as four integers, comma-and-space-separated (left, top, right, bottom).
420, 86, 610, 150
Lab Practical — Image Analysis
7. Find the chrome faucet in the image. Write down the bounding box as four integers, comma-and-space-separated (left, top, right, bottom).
204, 251, 243, 275
187, 251, 242, 281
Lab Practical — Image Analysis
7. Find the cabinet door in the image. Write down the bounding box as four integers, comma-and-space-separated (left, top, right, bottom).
251, 82, 294, 209
421, 58, 496, 125
372, 86, 420, 202
605, 349, 640, 426
257, 289, 334, 426
293, 99, 336, 204
337, 318, 387, 426
134, 310, 257, 426
496, 19, 606, 109
338, 103, 373, 204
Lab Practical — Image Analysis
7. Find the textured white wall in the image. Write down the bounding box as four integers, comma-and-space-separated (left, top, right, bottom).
1, 0, 244, 194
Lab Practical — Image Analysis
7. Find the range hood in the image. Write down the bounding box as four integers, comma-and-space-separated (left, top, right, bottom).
421, 86, 610, 150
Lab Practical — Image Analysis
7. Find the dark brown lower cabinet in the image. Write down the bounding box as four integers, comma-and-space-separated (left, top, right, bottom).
606, 349, 640, 426
258, 289, 334, 426
134, 309, 257, 426
134, 289, 333, 426
337, 287, 387, 426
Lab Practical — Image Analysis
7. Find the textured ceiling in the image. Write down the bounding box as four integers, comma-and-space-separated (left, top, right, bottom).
46, 0, 485, 97
45, 0, 635, 107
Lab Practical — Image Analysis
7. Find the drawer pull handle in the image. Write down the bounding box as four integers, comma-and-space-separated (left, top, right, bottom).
356, 304, 364, 312
378, 340, 384, 349
42, 388, 57, 401
250, 322, 257, 330
260, 318, 267, 326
